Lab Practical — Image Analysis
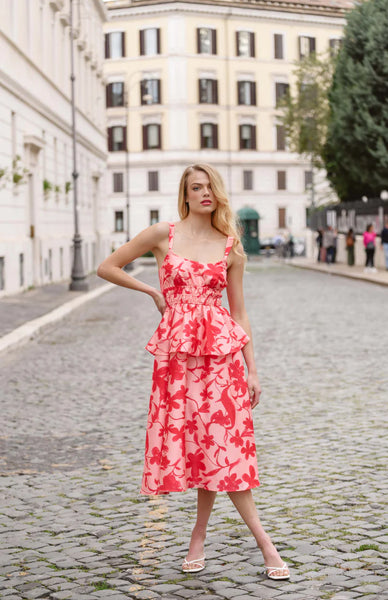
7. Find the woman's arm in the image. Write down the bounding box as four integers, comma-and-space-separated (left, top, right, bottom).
226, 246, 261, 408
97, 221, 169, 314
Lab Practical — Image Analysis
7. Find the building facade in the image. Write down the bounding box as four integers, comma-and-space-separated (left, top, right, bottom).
0, 0, 108, 296
104, 0, 353, 248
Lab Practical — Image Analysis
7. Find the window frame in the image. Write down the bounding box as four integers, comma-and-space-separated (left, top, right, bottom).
274, 33, 284, 59
139, 28, 161, 56
236, 31, 255, 58
140, 79, 161, 105
114, 210, 124, 232
142, 124, 162, 150
105, 32, 125, 59
198, 78, 218, 104
200, 123, 219, 149
197, 27, 217, 55
243, 169, 253, 190
239, 124, 257, 150
113, 172, 124, 193
277, 170, 287, 190
107, 126, 127, 152
237, 81, 257, 106
106, 82, 125, 108
148, 171, 159, 191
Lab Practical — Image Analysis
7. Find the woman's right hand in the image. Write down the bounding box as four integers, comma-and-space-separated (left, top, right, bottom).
152, 290, 166, 315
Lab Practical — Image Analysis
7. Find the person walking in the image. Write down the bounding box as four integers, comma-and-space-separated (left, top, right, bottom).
316, 229, 323, 262
345, 228, 356, 266
97, 164, 290, 581
363, 223, 377, 272
323, 226, 335, 264
381, 217, 388, 271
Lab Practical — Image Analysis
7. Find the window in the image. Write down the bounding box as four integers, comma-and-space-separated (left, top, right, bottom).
304, 170, 313, 190
197, 28, 217, 54
278, 207, 286, 229
115, 211, 124, 232
277, 171, 287, 190
107, 126, 127, 151
105, 32, 125, 59
274, 34, 284, 59
148, 171, 159, 191
275, 83, 290, 107
239, 125, 256, 150
113, 172, 124, 193
200, 123, 218, 149
143, 124, 162, 150
299, 36, 316, 59
0, 257, 4, 290
243, 170, 253, 190
236, 31, 255, 57
150, 210, 159, 225
276, 125, 286, 151
19, 253, 24, 286
329, 38, 342, 57
106, 82, 124, 108
140, 79, 161, 104
140, 28, 160, 55
198, 79, 218, 104
238, 81, 256, 106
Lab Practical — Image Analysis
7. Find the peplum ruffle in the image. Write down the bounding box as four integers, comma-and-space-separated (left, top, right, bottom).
146, 304, 249, 356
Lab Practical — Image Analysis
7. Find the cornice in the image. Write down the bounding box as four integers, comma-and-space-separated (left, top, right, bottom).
105, 0, 353, 19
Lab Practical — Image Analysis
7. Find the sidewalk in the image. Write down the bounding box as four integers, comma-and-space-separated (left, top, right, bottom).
0, 266, 143, 354
289, 256, 388, 286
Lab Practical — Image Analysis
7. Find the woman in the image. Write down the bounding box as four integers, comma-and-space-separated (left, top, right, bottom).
97, 164, 290, 581
346, 228, 355, 266
363, 223, 377, 272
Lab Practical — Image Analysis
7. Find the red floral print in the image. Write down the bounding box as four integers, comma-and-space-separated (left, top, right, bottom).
140, 223, 259, 495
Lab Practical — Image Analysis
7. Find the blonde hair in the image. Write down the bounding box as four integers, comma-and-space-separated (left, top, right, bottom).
177, 164, 245, 258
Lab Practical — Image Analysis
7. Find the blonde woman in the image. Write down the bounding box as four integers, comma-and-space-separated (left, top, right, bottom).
97, 164, 290, 581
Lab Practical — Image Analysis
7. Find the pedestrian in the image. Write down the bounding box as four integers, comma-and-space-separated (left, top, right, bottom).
323, 226, 335, 264
345, 228, 355, 266
316, 229, 323, 262
97, 163, 290, 581
381, 217, 388, 271
332, 228, 338, 263
363, 223, 377, 272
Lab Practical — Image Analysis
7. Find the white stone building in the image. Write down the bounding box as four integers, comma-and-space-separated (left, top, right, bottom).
0, 0, 108, 296
103, 0, 353, 250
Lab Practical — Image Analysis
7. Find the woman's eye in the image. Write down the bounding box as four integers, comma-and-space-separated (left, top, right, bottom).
193, 187, 199, 191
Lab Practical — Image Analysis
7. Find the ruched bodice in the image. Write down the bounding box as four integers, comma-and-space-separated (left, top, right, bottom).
145, 224, 249, 356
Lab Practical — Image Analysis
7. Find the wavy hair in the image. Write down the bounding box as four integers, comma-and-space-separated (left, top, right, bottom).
177, 164, 245, 258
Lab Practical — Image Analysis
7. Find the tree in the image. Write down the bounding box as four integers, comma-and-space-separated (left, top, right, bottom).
277, 52, 335, 205
323, 0, 388, 201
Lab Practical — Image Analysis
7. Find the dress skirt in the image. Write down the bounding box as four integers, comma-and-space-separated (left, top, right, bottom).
140, 350, 260, 495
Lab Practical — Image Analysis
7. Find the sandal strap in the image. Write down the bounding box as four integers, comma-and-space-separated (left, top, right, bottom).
183, 556, 205, 565
266, 562, 288, 574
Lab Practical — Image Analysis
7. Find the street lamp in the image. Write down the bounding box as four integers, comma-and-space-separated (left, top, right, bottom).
69, 0, 88, 291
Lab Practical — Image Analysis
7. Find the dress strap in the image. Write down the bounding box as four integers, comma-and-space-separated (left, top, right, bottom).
168, 222, 175, 250
224, 236, 234, 258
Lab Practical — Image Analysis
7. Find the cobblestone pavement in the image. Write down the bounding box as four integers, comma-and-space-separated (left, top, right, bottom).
1, 264, 387, 600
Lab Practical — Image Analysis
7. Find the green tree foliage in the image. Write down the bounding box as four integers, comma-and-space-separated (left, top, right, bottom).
323, 0, 388, 201
278, 52, 334, 170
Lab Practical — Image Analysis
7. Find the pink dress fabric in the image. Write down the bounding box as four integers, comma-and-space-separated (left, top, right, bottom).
140, 223, 260, 495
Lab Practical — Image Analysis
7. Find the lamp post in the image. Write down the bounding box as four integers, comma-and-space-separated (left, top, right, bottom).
69, 0, 88, 291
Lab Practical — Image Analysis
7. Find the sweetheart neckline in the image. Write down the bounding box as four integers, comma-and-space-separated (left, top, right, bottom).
162, 250, 227, 268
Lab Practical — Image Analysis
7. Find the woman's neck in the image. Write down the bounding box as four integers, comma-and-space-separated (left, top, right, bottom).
181, 213, 214, 238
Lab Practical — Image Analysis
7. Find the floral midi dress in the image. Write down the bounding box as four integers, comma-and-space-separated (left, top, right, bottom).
140, 223, 260, 495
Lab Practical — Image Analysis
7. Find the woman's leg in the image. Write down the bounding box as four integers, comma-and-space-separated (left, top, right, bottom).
228, 490, 288, 576
185, 489, 217, 562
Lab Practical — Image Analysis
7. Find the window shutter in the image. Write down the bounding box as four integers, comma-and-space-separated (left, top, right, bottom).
200, 124, 204, 148
277, 125, 285, 150
213, 80, 218, 104
298, 36, 303, 59
140, 80, 146, 104
107, 127, 113, 151
122, 127, 127, 151
278, 208, 286, 229
196, 28, 201, 53
213, 124, 218, 149
274, 34, 283, 59
237, 82, 241, 105
277, 171, 286, 190
198, 79, 202, 103
239, 125, 243, 150
142, 125, 147, 150
105, 33, 110, 59
140, 30, 144, 55
106, 84, 110, 108
252, 125, 257, 150
157, 124, 162, 149
157, 79, 161, 104
310, 37, 316, 53
212, 29, 217, 55
236, 31, 240, 56
250, 32, 255, 57
251, 82, 256, 106
121, 32, 125, 57
156, 28, 161, 53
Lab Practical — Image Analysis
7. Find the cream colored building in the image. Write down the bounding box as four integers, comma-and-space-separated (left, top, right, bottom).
0, 0, 108, 296
104, 0, 353, 247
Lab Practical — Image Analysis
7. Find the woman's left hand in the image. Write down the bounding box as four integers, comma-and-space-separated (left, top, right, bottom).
247, 372, 261, 409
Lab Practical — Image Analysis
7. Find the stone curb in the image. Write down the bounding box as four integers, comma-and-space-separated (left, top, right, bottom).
289, 260, 388, 287
0, 267, 144, 355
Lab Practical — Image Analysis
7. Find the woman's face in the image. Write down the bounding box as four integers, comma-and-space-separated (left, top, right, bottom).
185, 170, 217, 214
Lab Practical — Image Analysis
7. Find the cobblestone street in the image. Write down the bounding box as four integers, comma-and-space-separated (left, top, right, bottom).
1, 263, 387, 600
